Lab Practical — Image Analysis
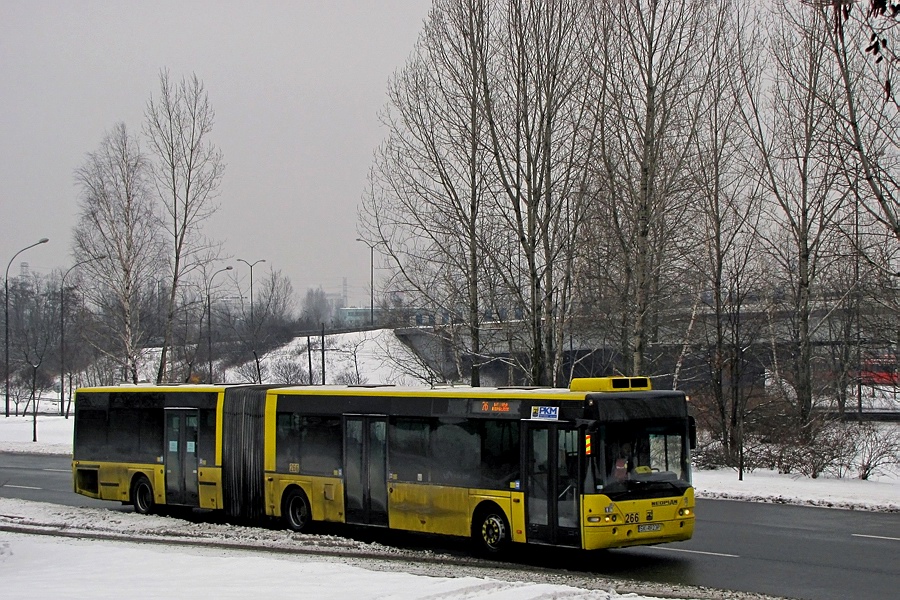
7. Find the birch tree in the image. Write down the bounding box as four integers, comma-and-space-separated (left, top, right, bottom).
685, 1, 769, 470
145, 70, 224, 384
73, 123, 164, 383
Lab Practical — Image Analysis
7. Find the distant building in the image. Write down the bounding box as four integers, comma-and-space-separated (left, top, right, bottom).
336, 306, 382, 328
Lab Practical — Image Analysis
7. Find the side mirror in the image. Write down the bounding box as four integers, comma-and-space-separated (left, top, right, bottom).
688, 416, 697, 450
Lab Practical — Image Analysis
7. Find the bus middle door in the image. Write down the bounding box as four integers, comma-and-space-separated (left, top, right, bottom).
524, 421, 581, 547
164, 408, 200, 507
343, 415, 389, 527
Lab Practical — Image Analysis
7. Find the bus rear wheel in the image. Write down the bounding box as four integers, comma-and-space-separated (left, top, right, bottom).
474, 507, 509, 556
283, 488, 311, 532
131, 476, 155, 515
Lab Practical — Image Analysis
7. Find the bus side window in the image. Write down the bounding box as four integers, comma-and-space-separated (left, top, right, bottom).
389, 418, 430, 483
480, 420, 519, 488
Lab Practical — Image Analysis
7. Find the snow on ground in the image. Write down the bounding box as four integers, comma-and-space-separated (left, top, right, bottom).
0, 529, 694, 600
0, 414, 73, 455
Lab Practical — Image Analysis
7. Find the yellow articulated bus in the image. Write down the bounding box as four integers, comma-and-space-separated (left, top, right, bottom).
72, 377, 696, 554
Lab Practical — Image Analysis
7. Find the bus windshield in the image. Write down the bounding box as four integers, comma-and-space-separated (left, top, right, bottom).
585, 421, 691, 500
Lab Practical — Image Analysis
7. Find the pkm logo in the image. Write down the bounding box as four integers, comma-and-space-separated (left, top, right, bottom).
646, 510, 653, 521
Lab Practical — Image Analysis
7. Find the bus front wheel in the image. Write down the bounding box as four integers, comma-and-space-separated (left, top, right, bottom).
283, 488, 311, 532
131, 476, 155, 515
473, 507, 509, 556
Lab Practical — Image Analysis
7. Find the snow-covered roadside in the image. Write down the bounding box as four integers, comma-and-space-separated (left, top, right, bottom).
692, 466, 899, 512
0, 527, 729, 600
0, 414, 72, 455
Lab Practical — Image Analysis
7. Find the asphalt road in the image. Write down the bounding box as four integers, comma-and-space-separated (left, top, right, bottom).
0, 452, 121, 509
1, 452, 898, 600
609, 498, 900, 600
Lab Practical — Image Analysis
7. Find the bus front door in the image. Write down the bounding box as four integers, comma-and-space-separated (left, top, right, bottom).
164, 408, 200, 507
344, 416, 389, 527
524, 422, 580, 547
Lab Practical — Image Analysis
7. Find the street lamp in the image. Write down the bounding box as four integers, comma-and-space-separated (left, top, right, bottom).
237, 258, 265, 384
237, 258, 265, 328
206, 265, 233, 382
356, 239, 376, 327
5, 238, 49, 418
60, 254, 106, 418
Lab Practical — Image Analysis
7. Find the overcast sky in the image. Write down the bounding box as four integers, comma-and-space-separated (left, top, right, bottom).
1, 0, 430, 307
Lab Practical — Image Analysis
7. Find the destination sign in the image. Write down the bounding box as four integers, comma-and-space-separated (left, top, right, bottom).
470, 400, 521, 416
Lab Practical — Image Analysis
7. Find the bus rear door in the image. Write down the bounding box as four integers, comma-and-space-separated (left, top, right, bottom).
164, 408, 200, 507
524, 421, 580, 547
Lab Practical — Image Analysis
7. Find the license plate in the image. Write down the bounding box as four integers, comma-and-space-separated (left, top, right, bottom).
638, 523, 662, 533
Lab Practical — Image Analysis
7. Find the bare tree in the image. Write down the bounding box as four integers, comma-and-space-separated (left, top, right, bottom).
685, 1, 769, 474
6, 272, 55, 426
5, 272, 56, 439
145, 70, 224, 384
360, 0, 493, 385
300, 286, 334, 329
230, 268, 295, 383
74, 123, 164, 383
171, 283, 204, 383
332, 335, 371, 385
479, 0, 597, 385
813, 1, 900, 248
270, 356, 312, 385
738, 0, 847, 427
587, 0, 718, 376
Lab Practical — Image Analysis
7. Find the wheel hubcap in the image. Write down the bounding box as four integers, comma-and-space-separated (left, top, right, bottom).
136, 484, 149, 511
482, 515, 504, 549
290, 498, 307, 528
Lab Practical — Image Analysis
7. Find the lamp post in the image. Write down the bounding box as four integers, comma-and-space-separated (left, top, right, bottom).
206, 265, 233, 382
6, 238, 49, 418
237, 258, 265, 384
60, 254, 105, 418
237, 258, 265, 328
356, 239, 376, 327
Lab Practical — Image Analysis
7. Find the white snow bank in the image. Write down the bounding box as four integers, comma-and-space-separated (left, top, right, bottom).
691, 467, 899, 511
0, 530, 683, 600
